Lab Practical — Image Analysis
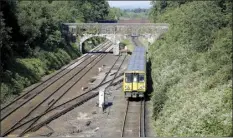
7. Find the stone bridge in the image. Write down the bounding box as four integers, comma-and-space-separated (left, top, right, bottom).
61, 23, 169, 55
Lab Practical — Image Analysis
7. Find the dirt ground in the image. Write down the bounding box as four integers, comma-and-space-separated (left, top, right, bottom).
24, 54, 155, 137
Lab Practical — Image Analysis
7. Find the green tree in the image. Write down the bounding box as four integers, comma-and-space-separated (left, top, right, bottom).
0, 0, 111, 101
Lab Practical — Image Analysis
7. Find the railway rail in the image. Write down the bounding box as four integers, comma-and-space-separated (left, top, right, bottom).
2, 54, 127, 136
17, 55, 124, 136
18, 55, 126, 137
121, 99, 145, 137
1, 41, 111, 119
1, 37, 149, 137
132, 37, 143, 47
121, 37, 146, 137
1, 72, 124, 136
1, 41, 110, 111
1, 42, 113, 136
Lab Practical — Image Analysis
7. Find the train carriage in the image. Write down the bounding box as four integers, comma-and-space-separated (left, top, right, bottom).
96, 20, 118, 23
123, 47, 146, 98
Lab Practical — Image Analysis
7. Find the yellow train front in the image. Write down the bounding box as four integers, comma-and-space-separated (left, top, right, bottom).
123, 47, 146, 98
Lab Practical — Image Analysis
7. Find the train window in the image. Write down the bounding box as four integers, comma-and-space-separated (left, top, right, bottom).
125, 73, 132, 83
133, 74, 138, 82
139, 74, 144, 82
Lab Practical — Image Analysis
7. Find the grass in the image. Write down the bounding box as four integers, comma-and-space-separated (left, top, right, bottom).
138, 37, 149, 50
120, 39, 134, 52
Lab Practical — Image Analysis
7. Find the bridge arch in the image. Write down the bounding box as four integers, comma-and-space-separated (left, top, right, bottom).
79, 34, 124, 53
79, 34, 115, 53
62, 23, 169, 55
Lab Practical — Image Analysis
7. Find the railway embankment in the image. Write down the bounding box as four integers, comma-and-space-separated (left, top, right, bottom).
149, 1, 232, 136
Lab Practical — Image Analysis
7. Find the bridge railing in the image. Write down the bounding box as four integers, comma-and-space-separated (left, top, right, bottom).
62, 23, 169, 35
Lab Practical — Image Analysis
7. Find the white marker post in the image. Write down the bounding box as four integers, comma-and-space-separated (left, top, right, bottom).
99, 88, 105, 112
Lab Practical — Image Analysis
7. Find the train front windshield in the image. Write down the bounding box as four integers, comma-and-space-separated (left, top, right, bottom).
138, 74, 144, 82
125, 73, 144, 83
125, 73, 133, 83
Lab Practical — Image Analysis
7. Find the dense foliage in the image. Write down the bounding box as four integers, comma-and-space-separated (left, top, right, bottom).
121, 8, 150, 20
0, 0, 111, 102
82, 37, 106, 53
104, 7, 150, 20
105, 7, 123, 20
149, 1, 232, 136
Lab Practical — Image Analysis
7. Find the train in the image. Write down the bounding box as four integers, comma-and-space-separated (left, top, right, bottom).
123, 46, 147, 98
96, 20, 118, 23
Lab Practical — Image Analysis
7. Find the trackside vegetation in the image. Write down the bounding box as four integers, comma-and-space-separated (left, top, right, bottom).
82, 37, 107, 53
0, 0, 111, 102
149, 1, 232, 136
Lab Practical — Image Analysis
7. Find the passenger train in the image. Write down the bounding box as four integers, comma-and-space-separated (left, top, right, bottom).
96, 20, 118, 23
123, 47, 147, 98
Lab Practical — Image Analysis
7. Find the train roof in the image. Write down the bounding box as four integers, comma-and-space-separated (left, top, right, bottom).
133, 47, 146, 53
126, 47, 146, 72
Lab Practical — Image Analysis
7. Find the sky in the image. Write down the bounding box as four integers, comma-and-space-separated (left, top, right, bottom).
108, 1, 152, 9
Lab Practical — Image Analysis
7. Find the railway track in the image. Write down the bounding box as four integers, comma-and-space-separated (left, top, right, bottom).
121, 37, 146, 137
1, 42, 113, 136
1, 72, 125, 136
121, 99, 145, 137
16, 55, 124, 136
17, 55, 127, 137
1, 41, 111, 119
1, 41, 110, 110
131, 37, 143, 47
2, 54, 127, 137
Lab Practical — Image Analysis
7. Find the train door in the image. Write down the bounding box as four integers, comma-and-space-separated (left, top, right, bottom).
132, 73, 138, 91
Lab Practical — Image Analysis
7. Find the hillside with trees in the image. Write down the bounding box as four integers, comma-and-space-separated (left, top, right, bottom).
105, 7, 123, 20
149, 1, 232, 136
120, 8, 150, 20
0, 0, 111, 102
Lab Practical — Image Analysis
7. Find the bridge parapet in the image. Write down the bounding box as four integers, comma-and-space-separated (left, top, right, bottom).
63, 23, 168, 35
61, 23, 169, 55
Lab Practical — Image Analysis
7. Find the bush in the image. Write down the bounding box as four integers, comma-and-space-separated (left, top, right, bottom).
149, 1, 232, 136
1, 48, 74, 102
38, 49, 71, 71
82, 37, 106, 53
1, 83, 11, 102
120, 39, 134, 51
14, 58, 47, 82
1, 58, 46, 102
